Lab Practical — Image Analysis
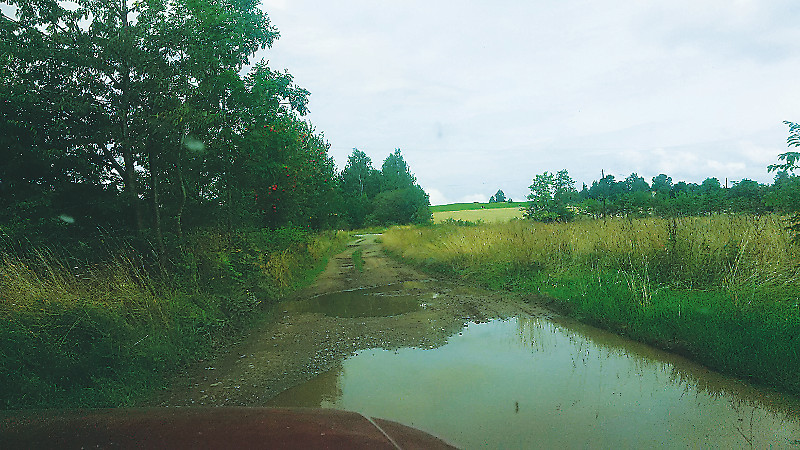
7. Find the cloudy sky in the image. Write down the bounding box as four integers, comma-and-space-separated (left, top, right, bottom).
255, 0, 800, 205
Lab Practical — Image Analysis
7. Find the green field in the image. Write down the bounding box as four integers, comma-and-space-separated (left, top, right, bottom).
433, 207, 524, 223
430, 202, 528, 212
431, 202, 527, 223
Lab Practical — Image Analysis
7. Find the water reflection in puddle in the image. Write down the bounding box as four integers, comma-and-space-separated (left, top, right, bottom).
269, 317, 800, 448
290, 285, 423, 318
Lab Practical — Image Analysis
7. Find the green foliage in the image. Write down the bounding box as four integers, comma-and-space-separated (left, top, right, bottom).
490, 189, 506, 203
0, 228, 349, 408
768, 121, 800, 243
339, 149, 382, 228
540, 165, 797, 220
651, 173, 673, 196
525, 169, 576, 222
0, 0, 355, 410
366, 186, 432, 226
336, 148, 431, 228
380, 149, 417, 191
0, 0, 336, 246
768, 121, 800, 173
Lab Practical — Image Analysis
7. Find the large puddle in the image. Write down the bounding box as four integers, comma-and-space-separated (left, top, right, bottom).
268, 316, 800, 448
289, 284, 424, 318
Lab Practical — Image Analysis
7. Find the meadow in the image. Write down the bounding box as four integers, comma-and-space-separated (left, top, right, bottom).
383, 214, 800, 396
430, 201, 529, 212
0, 229, 349, 408
432, 207, 524, 223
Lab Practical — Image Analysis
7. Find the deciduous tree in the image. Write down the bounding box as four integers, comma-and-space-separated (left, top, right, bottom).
768, 121, 800, 242
525, 170, 575, 222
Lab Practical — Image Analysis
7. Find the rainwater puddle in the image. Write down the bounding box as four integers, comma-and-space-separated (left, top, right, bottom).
290, 285, 422, 318
268, 317, 800, 448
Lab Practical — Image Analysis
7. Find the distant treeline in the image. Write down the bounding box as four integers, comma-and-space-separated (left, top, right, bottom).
524, 122, 800, 224
525, 169, 800, 222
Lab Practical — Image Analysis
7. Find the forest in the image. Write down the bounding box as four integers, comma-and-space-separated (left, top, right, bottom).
1, 0, 430, 253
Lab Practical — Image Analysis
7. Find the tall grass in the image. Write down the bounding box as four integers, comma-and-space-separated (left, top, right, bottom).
0, 228, 349, 409
383, 215, 800, 396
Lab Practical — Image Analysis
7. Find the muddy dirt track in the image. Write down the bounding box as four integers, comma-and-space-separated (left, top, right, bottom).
152, 234, 551, 407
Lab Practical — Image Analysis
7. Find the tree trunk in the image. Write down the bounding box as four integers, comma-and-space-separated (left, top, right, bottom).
119, 0, 143, 232
148, 143, 166, 271
176, 132, 187, 240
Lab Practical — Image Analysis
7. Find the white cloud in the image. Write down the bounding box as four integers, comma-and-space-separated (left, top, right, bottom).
259, 0, 287, 11
426, 188, 448, 206
256, 0, 800, 203
457, 193, 490, 204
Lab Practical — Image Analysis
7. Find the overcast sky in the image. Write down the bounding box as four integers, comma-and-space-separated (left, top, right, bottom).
256, 0, 798, 204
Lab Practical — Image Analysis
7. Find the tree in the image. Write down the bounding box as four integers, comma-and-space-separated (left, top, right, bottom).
768, 121, 800, 242
651, 174, 673, 196
554, 170, 577, 206
1, 0, 336, 246
336, 148, 430, 227
491, 189, 506, 203
366, 186, 431, 226
370, 149, 430, 225
380, 149, 416, 191
341, 149, 381, 199
768, 121, 800, 174
700, 177, 725, 214
728, 179, 766, 214
525, 170, 576, 222
588, 175, 622, 201
339, 149, 381, 228
624, 173, 650, 193
587, 174, 623, 217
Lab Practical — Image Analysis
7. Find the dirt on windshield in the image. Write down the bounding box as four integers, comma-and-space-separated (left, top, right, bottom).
151, 234, 551, 407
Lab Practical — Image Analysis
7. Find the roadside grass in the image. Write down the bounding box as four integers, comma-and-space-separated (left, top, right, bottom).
382, 215, 800, 396
0, 228, 349, 409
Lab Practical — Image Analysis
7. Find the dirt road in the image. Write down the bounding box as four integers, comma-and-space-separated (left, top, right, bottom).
152, 234, 550, 407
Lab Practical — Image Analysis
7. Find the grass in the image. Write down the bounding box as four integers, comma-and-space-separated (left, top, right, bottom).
430, 201, 528, 212
352, 249, 365, 272
0, 228, 350, 409
433, 207, 524, 223
382, 215, 800, 396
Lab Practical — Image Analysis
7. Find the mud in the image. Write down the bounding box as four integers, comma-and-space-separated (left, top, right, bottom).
152, 234, 550, 407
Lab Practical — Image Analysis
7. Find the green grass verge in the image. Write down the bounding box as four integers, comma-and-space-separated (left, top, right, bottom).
0, 228, 350, 409
383, 219, 800, 397
411, 258, 800, 396
539, 270, 799, 396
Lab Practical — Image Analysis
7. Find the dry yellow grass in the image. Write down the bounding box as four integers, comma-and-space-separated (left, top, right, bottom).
433, 207, 524, 223
385, 214, 800, 291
